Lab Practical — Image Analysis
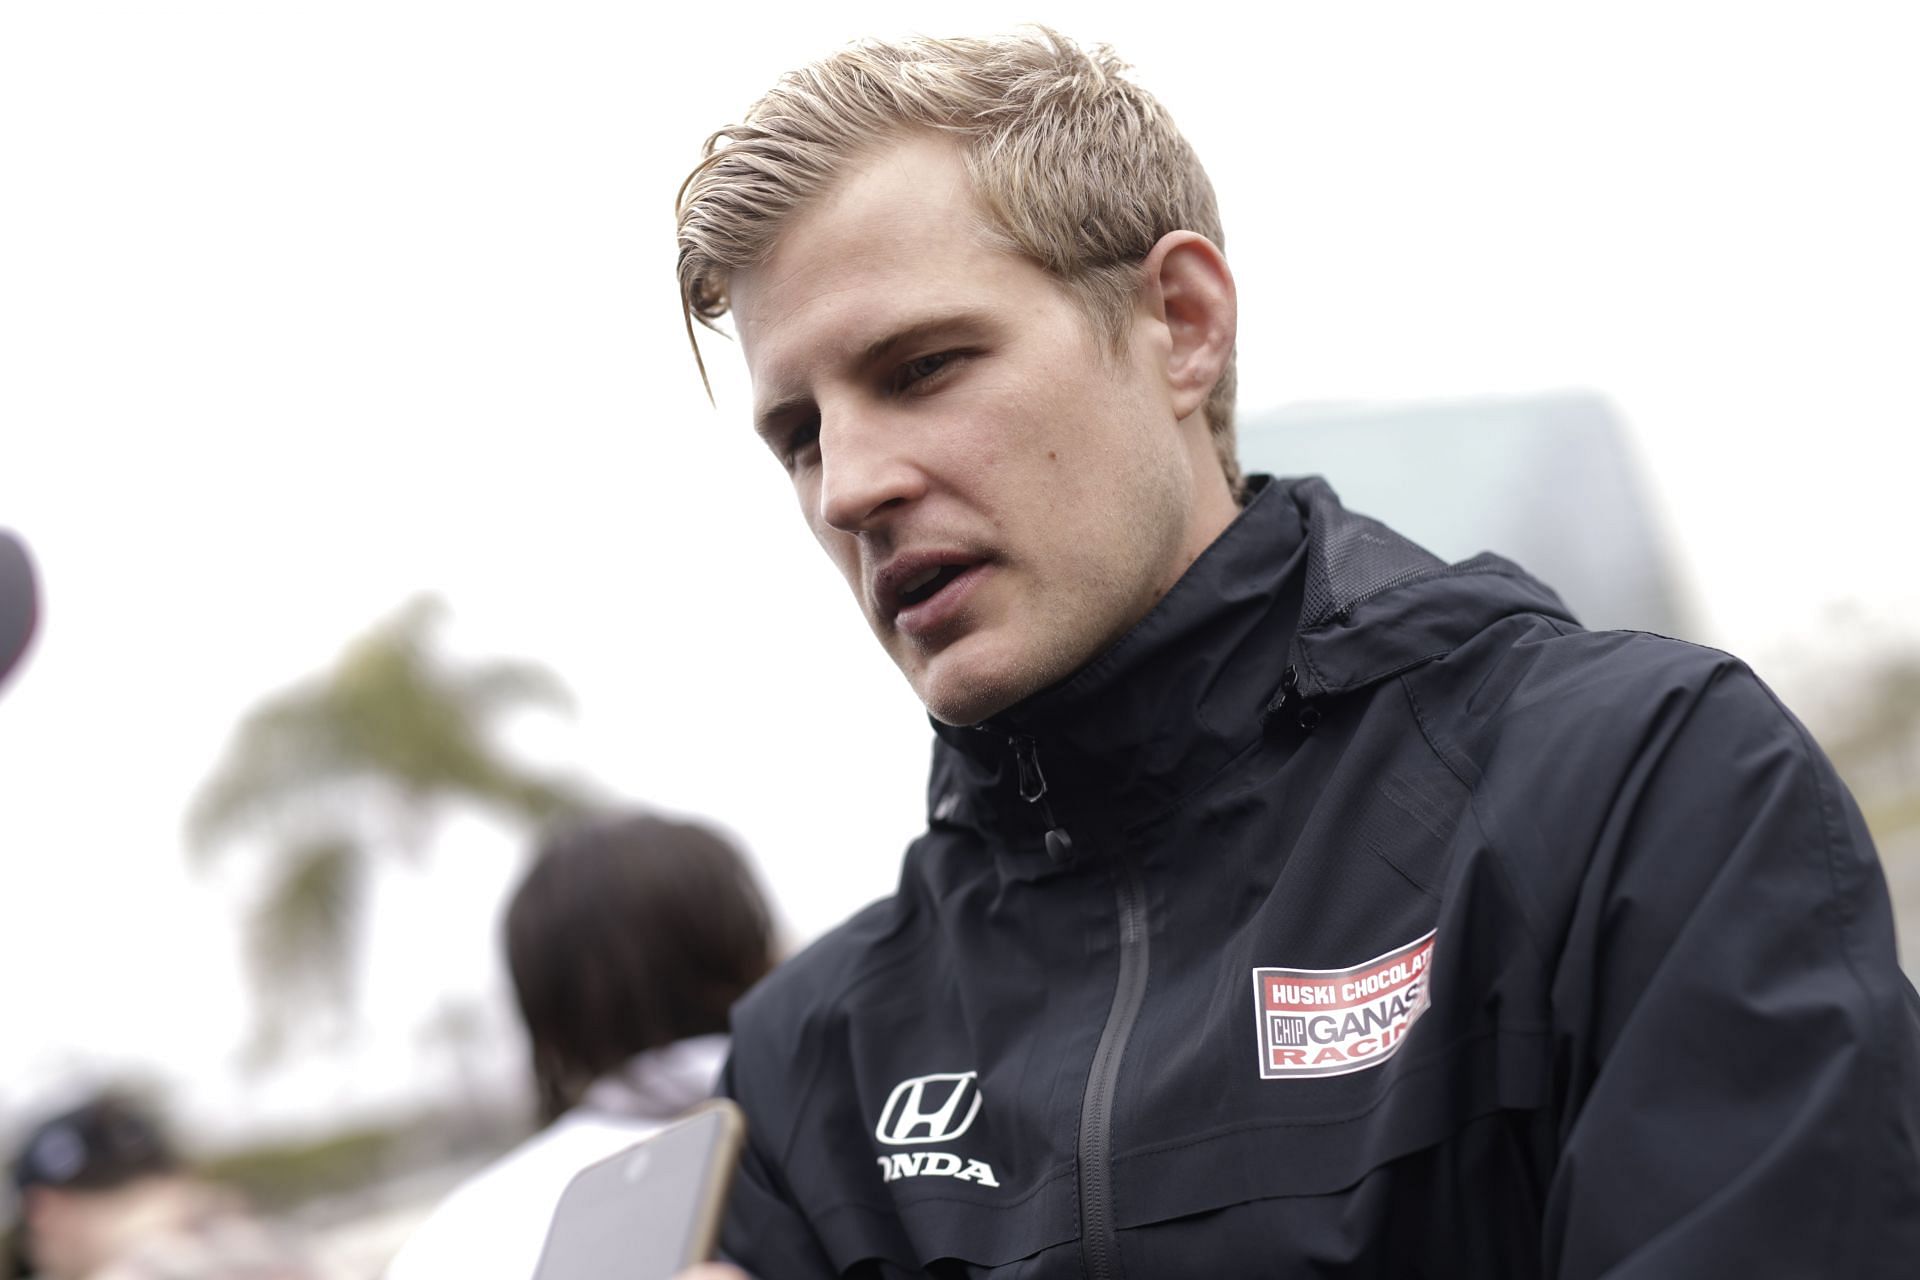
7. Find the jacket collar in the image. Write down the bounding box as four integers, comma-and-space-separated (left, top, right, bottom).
926, 474, 1575, 856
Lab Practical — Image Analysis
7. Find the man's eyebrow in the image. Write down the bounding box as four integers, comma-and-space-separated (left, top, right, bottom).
856, 311, 997, 369
753, 391, 814, 443
754, 311, 999, 439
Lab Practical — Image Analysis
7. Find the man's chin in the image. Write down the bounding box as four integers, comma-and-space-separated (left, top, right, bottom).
906, 653, 1028, 728
917, 684, 1017, 729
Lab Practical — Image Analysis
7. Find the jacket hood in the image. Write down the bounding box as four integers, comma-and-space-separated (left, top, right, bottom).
928, 475, 1575, 852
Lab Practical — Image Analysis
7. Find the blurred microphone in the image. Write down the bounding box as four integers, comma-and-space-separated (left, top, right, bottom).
1, 528, 38, 691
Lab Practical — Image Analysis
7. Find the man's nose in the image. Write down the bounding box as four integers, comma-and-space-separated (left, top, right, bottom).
816, 407, 925, 534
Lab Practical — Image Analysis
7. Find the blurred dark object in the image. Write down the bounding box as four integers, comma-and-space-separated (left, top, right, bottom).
1, 530, 37, 692
1239, 391, 1688, 635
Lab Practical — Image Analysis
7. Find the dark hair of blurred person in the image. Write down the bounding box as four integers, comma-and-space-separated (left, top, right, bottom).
6, 1094, 314, 1280
384, 810, 778, 1280
508, 812, 777, 1124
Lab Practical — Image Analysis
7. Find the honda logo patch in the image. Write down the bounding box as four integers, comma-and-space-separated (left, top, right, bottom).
875, 1071, 982, 1145
1252, 931, 1436, 1079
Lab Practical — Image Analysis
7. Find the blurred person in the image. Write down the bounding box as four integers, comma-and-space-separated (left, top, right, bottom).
7, 1095, 314, 1280
670, 27, 1920, 1279
384, 811, 776, 1279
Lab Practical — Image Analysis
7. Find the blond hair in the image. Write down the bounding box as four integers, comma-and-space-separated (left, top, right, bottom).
675, 28, 1241, 493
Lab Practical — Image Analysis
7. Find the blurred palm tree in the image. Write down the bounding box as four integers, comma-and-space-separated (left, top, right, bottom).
188, 595, 596, 1059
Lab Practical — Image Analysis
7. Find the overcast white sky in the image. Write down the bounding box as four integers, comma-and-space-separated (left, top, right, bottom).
3, 2, 1916, 1147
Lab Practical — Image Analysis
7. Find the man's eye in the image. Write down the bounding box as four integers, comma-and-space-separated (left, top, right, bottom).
894, 352, 959, 393
781, 418, 820, 470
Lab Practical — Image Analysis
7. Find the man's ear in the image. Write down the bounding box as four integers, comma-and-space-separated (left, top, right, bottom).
1138, 231, 1236, 424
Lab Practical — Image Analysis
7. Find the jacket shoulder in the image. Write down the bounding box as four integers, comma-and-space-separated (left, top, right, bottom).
723, 875, 930, 1151
1420, 618, 1787, 754
1409, 619, 1863, 950
735, 891, 908, 1045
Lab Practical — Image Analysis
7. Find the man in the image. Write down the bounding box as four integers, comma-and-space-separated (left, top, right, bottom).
673, 30, 1920, 1278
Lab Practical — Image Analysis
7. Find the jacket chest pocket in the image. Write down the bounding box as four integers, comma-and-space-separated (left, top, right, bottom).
1105, 1106, 1556, 1279
1106, 851, 1557, 1257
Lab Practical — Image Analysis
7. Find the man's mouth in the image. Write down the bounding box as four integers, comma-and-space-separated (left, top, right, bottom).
876, 554, 990, 637
897, 563, 968, 608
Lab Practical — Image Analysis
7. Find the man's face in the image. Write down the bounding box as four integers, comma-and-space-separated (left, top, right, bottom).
730, 135, 1217, 726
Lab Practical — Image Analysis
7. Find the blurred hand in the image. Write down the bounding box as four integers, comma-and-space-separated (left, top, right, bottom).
676, 1267, 752, 1280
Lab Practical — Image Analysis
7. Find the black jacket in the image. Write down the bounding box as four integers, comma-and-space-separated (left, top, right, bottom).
719, 476, 1920, 1278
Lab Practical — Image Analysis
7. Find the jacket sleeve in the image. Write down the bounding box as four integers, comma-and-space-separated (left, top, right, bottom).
713, 1050, 842, 1279
1541, 661, 1920, 1278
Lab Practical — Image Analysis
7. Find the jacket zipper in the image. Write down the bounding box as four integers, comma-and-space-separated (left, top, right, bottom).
1079, 858, 1149, 1280
1009, 734, 1149, 1279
